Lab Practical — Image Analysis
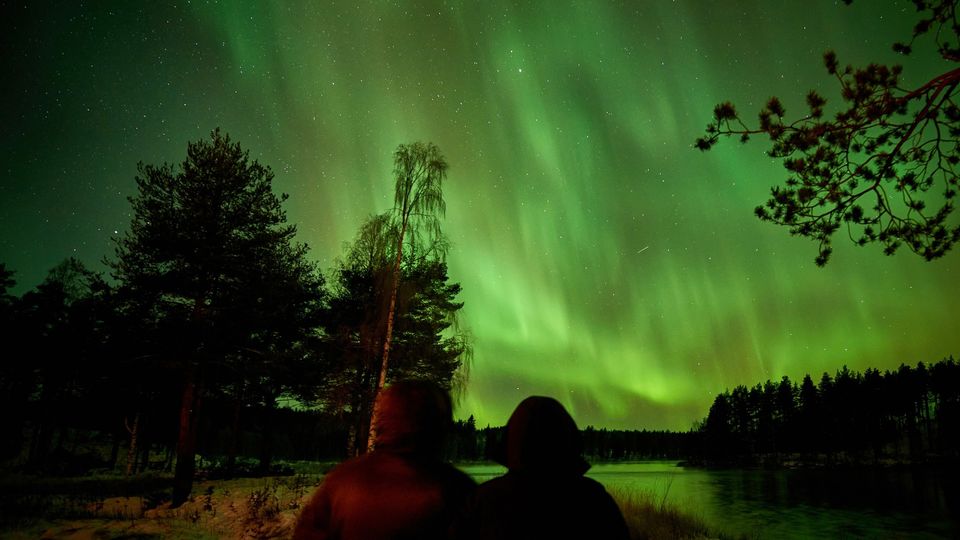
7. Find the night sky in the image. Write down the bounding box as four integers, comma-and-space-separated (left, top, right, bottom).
2, 1, 958, 430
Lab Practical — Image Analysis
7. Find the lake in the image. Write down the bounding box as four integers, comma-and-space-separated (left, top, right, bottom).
458, 462, 960, 539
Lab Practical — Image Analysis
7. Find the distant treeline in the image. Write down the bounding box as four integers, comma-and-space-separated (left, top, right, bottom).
698, 358, 960, 466
444, 419, 692, 463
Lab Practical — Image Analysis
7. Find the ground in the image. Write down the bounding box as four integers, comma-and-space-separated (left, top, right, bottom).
1, 475, 319, 540
0, 472, 728, 539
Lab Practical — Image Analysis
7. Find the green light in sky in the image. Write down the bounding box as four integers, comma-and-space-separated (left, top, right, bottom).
0, 0, 956, 430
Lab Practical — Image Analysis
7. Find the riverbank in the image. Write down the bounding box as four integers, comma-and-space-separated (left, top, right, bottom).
681, 454, 960, 471
0, 473, 727, 539
0, 474, 316, 539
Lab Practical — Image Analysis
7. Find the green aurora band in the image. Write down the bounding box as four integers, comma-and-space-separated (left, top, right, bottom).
2, 1, 957, 429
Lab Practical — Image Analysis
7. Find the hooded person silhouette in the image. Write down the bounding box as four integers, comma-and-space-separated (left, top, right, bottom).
293, 381, 476, 540
454, 396, 629, 540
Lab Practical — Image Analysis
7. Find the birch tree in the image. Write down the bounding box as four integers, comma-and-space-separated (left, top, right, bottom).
367, 142, 448, 449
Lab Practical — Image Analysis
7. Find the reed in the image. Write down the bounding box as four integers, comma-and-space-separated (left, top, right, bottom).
608, 486, 739, 540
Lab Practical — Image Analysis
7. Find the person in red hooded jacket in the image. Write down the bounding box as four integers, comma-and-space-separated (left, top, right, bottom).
293, 381, 475, 540
453, 396, 629, 540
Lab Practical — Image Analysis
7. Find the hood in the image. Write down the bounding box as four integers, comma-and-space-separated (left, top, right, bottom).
495, 396, 589, 475
374, 380, 451, 456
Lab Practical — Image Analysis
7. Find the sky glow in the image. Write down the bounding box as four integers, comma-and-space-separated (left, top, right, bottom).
2, 1, 957, 429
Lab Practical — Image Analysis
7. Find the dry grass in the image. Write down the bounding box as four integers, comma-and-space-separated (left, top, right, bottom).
0, 474, 321, 540
609, 487, 729, 540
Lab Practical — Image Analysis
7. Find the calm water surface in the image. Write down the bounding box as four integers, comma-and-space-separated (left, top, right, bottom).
458, 462, 959, 539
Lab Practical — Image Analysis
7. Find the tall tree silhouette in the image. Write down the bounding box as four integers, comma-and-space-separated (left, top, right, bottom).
326, 213, 467, 455
321, 215, 394, 455
0, 264, 18, 459
367, 142, 448, 450
17, 258, 105, 469
110, 129, 315, 505
930, 357, 960, 453
221, 239, 326, 475
696, 0, 960, 264
704, 392, 733, 461
0, 263, 14, 301
775, 376, 797, 454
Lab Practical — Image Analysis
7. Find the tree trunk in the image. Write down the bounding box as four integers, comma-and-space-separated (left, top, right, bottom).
348, 367, 371, 456
226, 384, 244, 477
173, 296, 208, 505
163, 445, 174, 472
345, 423, 357, 458
28, 383, 57, 470
346, 396, 363, 457
125, 412, 140, 476
367, 219, 407, 451
350, 396, 371, 457
52, 424, 66, 454
172, 368, 201, 507
258, 396, 276, 475
107, 430, 120, 471
138, 438, 151, 473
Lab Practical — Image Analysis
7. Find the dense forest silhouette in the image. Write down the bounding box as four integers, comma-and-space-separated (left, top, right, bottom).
1, 260, 958, 478
0, 131, 468, 505
697, 359, 960, 466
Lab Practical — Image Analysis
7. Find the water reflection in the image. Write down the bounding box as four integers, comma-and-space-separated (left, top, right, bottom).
458, 462, 959, 539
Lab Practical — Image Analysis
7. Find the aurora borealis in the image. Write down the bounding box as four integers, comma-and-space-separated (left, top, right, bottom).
2, 1, 957, 430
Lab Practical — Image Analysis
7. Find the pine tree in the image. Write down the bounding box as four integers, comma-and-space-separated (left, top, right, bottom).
110, 129, 319, 505
696, 0, 960, 264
